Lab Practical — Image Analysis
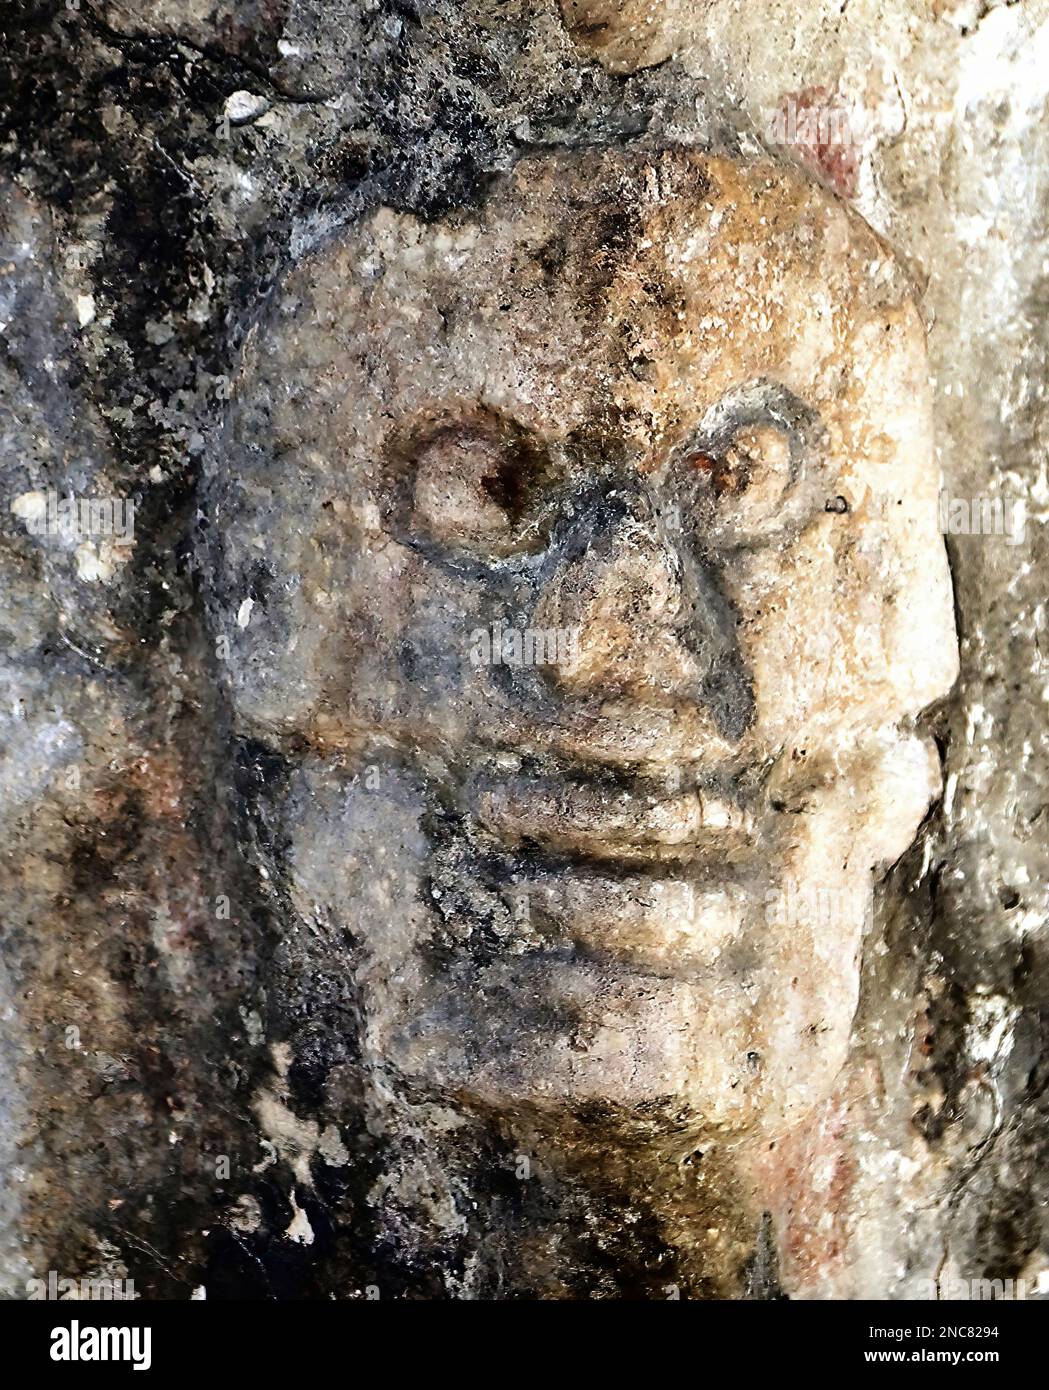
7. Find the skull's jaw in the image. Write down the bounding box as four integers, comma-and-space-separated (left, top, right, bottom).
278, 727, 941, 1140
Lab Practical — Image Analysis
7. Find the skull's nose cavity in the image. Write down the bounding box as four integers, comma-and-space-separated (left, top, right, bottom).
530, 485, 758, 740
531, 500, 696, 698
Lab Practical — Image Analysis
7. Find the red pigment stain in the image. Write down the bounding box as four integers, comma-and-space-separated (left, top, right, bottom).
773, 85, 860, 199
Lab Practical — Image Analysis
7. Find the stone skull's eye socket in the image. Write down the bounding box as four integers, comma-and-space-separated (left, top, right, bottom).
681, 421, 794, 540
685, 448, 745, 497
397, 412, 557, 558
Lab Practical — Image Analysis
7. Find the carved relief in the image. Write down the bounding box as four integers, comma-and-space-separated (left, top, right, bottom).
209, 147, 957, 1288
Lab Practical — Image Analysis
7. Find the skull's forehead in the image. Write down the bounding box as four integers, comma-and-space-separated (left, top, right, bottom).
252, 149, 917, 477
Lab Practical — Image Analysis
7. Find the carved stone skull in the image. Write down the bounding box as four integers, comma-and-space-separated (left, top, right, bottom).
211, 148, 958, 1144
